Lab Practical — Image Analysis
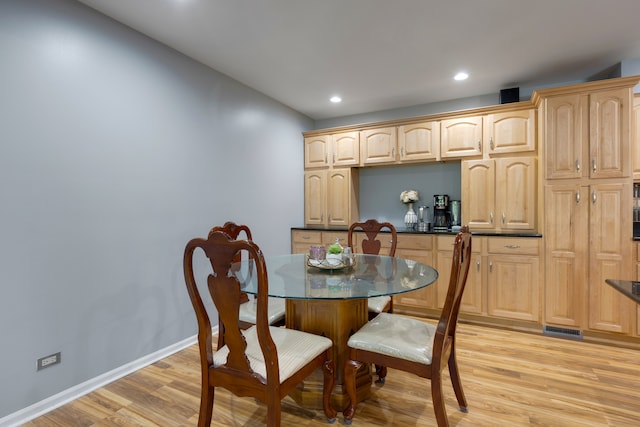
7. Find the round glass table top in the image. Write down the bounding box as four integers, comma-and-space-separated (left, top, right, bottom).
236, 253, 438, 300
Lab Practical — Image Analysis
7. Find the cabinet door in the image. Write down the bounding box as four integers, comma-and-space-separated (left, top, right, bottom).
326, 169, 352, 227
360, 127, 397, 165
589, 88, 631, 179
304, 135, 330, 169
495, 157, 536, 230
461, 159, 495, 230
544, 94, 587, 180
544, 184, 588, 328
441, 116, 483, 158
436, 237, 484, 314
398, 121, 440, 162
588, 182, 634, 333
393, 235, 435, 313
304, 170, 326, 226
633, 95, 640, 180
332, 131, 359, 166
487, 254, 540, 322
291, 230, 322, 254
485, 108, 536, 155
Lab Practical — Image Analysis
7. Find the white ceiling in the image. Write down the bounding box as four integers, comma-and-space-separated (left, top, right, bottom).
77, 0, 640, 120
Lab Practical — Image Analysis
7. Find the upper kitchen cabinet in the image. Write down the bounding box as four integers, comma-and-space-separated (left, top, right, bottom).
304, 134, 331, 169
304, 168, 359, 228
360, 127, 397, 165
462, 157, 536, 232
632, 94, 640, 180
484, 108, 536, 155
440, 115, 483, 159
304, 131, 359, 169
332, 131, 360, 167
537, 80, 634, 180
397, 121, 441, 162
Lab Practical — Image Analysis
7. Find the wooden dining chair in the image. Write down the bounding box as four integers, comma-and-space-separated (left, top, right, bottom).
347, 219, 398, 319
343, 226, 472, 427
208, 222, 286, 344
183, 231, 337, 426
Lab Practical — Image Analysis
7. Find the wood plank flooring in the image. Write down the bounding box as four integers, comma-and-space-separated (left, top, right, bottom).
23, 320, 640, 426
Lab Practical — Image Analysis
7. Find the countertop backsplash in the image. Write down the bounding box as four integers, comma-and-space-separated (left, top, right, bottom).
358, 161, 462, 230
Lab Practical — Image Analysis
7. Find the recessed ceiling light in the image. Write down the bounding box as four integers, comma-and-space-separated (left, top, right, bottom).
330, 96, 342, 103
454, 72, 469, 81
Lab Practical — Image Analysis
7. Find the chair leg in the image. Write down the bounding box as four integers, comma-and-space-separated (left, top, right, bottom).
375, 364, 387, 383
448, 348, 468, 412
431, 371, 449, 427
342, 359, 362, 425
322, 360, 338, 423
266, 394, 281, 427
198, 384, 214, 427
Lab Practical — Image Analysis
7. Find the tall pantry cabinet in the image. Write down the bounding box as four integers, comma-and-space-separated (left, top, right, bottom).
535, 77, 638, 335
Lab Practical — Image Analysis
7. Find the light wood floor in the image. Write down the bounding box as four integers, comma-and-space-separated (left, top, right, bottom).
23, 320, 640, 426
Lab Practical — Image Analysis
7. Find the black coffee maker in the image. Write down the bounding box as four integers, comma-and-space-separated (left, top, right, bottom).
433, 195, 451, 232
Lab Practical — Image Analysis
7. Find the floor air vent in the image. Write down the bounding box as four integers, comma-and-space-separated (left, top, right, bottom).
543, 325, 583, 340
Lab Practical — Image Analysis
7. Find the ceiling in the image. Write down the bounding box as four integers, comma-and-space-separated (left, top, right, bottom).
76, 0, 640, 120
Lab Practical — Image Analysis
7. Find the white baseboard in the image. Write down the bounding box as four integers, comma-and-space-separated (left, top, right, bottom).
0, 330, 214, 427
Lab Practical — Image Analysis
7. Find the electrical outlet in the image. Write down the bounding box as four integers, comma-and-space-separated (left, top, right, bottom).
37, 352, 61, 371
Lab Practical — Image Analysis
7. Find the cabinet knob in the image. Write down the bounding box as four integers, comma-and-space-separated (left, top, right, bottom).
476, 260, 481, 272
504, 244, 521, 249
478, 141, 481, 151
576, 159, 581, 172
490, 137, 494, 150
592, 190, 597, 204
490, 212, 494, 224
502, 211, 505, 225
592, 158, 597, 173
489, 261, 493, 272
576, 190, 581, 204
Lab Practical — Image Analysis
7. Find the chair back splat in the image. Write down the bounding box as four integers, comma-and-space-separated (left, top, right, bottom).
208, 221, 285, 349
343, 226, 472, 427
183, 231, 337, 426
348, 219, 398, 317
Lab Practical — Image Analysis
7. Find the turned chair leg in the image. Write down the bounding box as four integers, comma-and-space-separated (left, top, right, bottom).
322, 360, 338, 423
198, 385, 214, 427
342, 359, 362, 425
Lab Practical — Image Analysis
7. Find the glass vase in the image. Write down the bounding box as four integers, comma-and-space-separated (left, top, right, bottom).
404, 202, 418, 231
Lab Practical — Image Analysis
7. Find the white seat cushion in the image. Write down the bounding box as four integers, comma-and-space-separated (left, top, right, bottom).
347, 313, 436, 365
238, 297, 286, 325
367, 295, 391, 313
213, 326, 332, 382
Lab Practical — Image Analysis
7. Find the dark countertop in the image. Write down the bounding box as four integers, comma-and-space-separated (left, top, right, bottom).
605, 279, 640, 304
292, 227, 542, 238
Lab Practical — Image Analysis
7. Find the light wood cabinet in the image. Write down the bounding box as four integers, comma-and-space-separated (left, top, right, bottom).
587, 182, 634, 334
397, 121, 440, 162
332, 131, 360, 167
304, 132, 359, 168
435, 234, 484, 315
633, 95, 640, 180
303, 168, 359, 228
544, 184, 588, 328
360, 127, 397, 165
440, 116, 483, 159
304, 135, 331, 169
486, 237, 541, 322
391, 234, 435, 315
485, 108, 536, 155
543, 88, 631, 180
291, 230, 347, 254
462, 157, 536, 231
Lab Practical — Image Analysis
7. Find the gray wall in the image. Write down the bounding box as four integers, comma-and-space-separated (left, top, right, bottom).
0, 0, 312, 418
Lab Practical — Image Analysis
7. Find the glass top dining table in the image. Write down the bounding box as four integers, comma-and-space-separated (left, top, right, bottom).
236, 253, 439, 300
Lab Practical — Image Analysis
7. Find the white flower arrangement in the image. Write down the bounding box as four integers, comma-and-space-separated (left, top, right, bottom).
400, 189, 419, 204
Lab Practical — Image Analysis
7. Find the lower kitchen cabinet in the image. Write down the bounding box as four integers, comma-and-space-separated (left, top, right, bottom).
434, 234, 484, 315
392, 234, 435, 315
486, 237, 540, 322
291, 229, 347, 254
